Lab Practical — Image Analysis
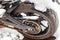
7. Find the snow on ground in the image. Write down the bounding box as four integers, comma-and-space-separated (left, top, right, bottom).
53, 3, 60, 40
0, 27, 24, 40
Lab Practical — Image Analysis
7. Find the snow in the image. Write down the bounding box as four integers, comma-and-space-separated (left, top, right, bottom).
0, 27, 24, 40
0, 9, 6, 18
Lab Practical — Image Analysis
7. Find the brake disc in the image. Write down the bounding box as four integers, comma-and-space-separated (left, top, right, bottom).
22, 20, 41, 34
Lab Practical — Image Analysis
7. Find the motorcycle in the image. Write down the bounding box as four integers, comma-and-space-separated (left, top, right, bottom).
0, 0, 59, 40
